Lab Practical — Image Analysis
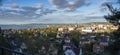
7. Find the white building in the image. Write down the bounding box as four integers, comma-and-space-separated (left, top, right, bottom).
68, 27, 74, 31
98, 24, 104, 28
58, 28, 63, 31
56, 34, 61, 38
81, 27, 93, 33
103, 27, 107, 30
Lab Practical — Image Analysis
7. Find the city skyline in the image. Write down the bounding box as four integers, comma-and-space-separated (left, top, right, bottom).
0, 0, 119, 24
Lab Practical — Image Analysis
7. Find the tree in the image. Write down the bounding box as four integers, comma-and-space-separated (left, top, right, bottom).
104, 3, 120, 27
70, 30, 81, 48
104, 0, 120, 55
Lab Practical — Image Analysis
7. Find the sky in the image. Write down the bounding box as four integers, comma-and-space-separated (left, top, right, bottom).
0, 0, 119, 24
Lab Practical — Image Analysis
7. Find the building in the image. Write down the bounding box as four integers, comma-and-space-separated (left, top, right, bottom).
64, 36, 71, 43
68, 27, 74, 31
100, 36, 110, 46
63, 43, 71, 51
64, 47, 76, 55
81, 27, 93, 33
58, 28, 64, 31
110, 26, 118, 30
98, 24, 104, 29
93, 43, 104, 53
80, 39, 90, 44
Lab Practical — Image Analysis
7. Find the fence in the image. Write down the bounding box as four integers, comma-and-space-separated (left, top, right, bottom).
0, 46, 28, 55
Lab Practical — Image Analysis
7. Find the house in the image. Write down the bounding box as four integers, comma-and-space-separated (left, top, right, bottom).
81, 27, 93, 33
64, 34, 71, 43
103, 26, 107, 30
56, 33, 61, 38
90, 35, 96, 38
20, 42, 27, 50
98, 24, 104, 29
68, 27, 74, 31
93, 43, 104, 53
110, 26, 118, 30
63, 44, 71, 51
88, 38, 96, 43
55, 39, 62, 44
64, 47, 75, 55
64, 36, 71, 43
58, 28, 64, 31
100, 36, 109, 46
50, 49, 58, 55
76, 28, 81, 30
63, 33, 72, 51
80, 39, 90, 44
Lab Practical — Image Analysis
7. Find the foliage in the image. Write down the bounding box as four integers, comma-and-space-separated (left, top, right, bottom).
104, 0, 120, 55
70, 30, 81, 48
104, 3, 120, 26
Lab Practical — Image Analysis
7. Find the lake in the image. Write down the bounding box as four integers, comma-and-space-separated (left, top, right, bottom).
0, 25, 47, 29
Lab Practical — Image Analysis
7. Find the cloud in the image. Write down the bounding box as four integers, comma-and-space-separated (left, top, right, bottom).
9, 3, 19, 8
82, 7, 107, 15
0, 0, 110, 24
64, 8, 76, 12
34, 3, 43, 9
49, 0, 88, 11
21, 6, 39, 11
85, 16, 103, 19
49, 0, 68, 9
68, 0, 85, 9
41, 8, 57, 15
78, 15, 106, 22
30, 13, 106, 24
21, 3, 43, 11
18, 3, 43, 17
0, 2, 56, 21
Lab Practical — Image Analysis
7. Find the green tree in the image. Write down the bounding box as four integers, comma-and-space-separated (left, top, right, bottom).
70, 30, 81, 48
104, 0, 120, 27
104, 0, 120, 55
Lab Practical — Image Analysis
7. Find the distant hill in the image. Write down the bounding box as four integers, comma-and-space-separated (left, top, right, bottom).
84, 22, 111, 25
0, 22, 111, 25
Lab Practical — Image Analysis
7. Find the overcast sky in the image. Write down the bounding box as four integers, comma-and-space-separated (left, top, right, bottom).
0, 0, 119, 24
